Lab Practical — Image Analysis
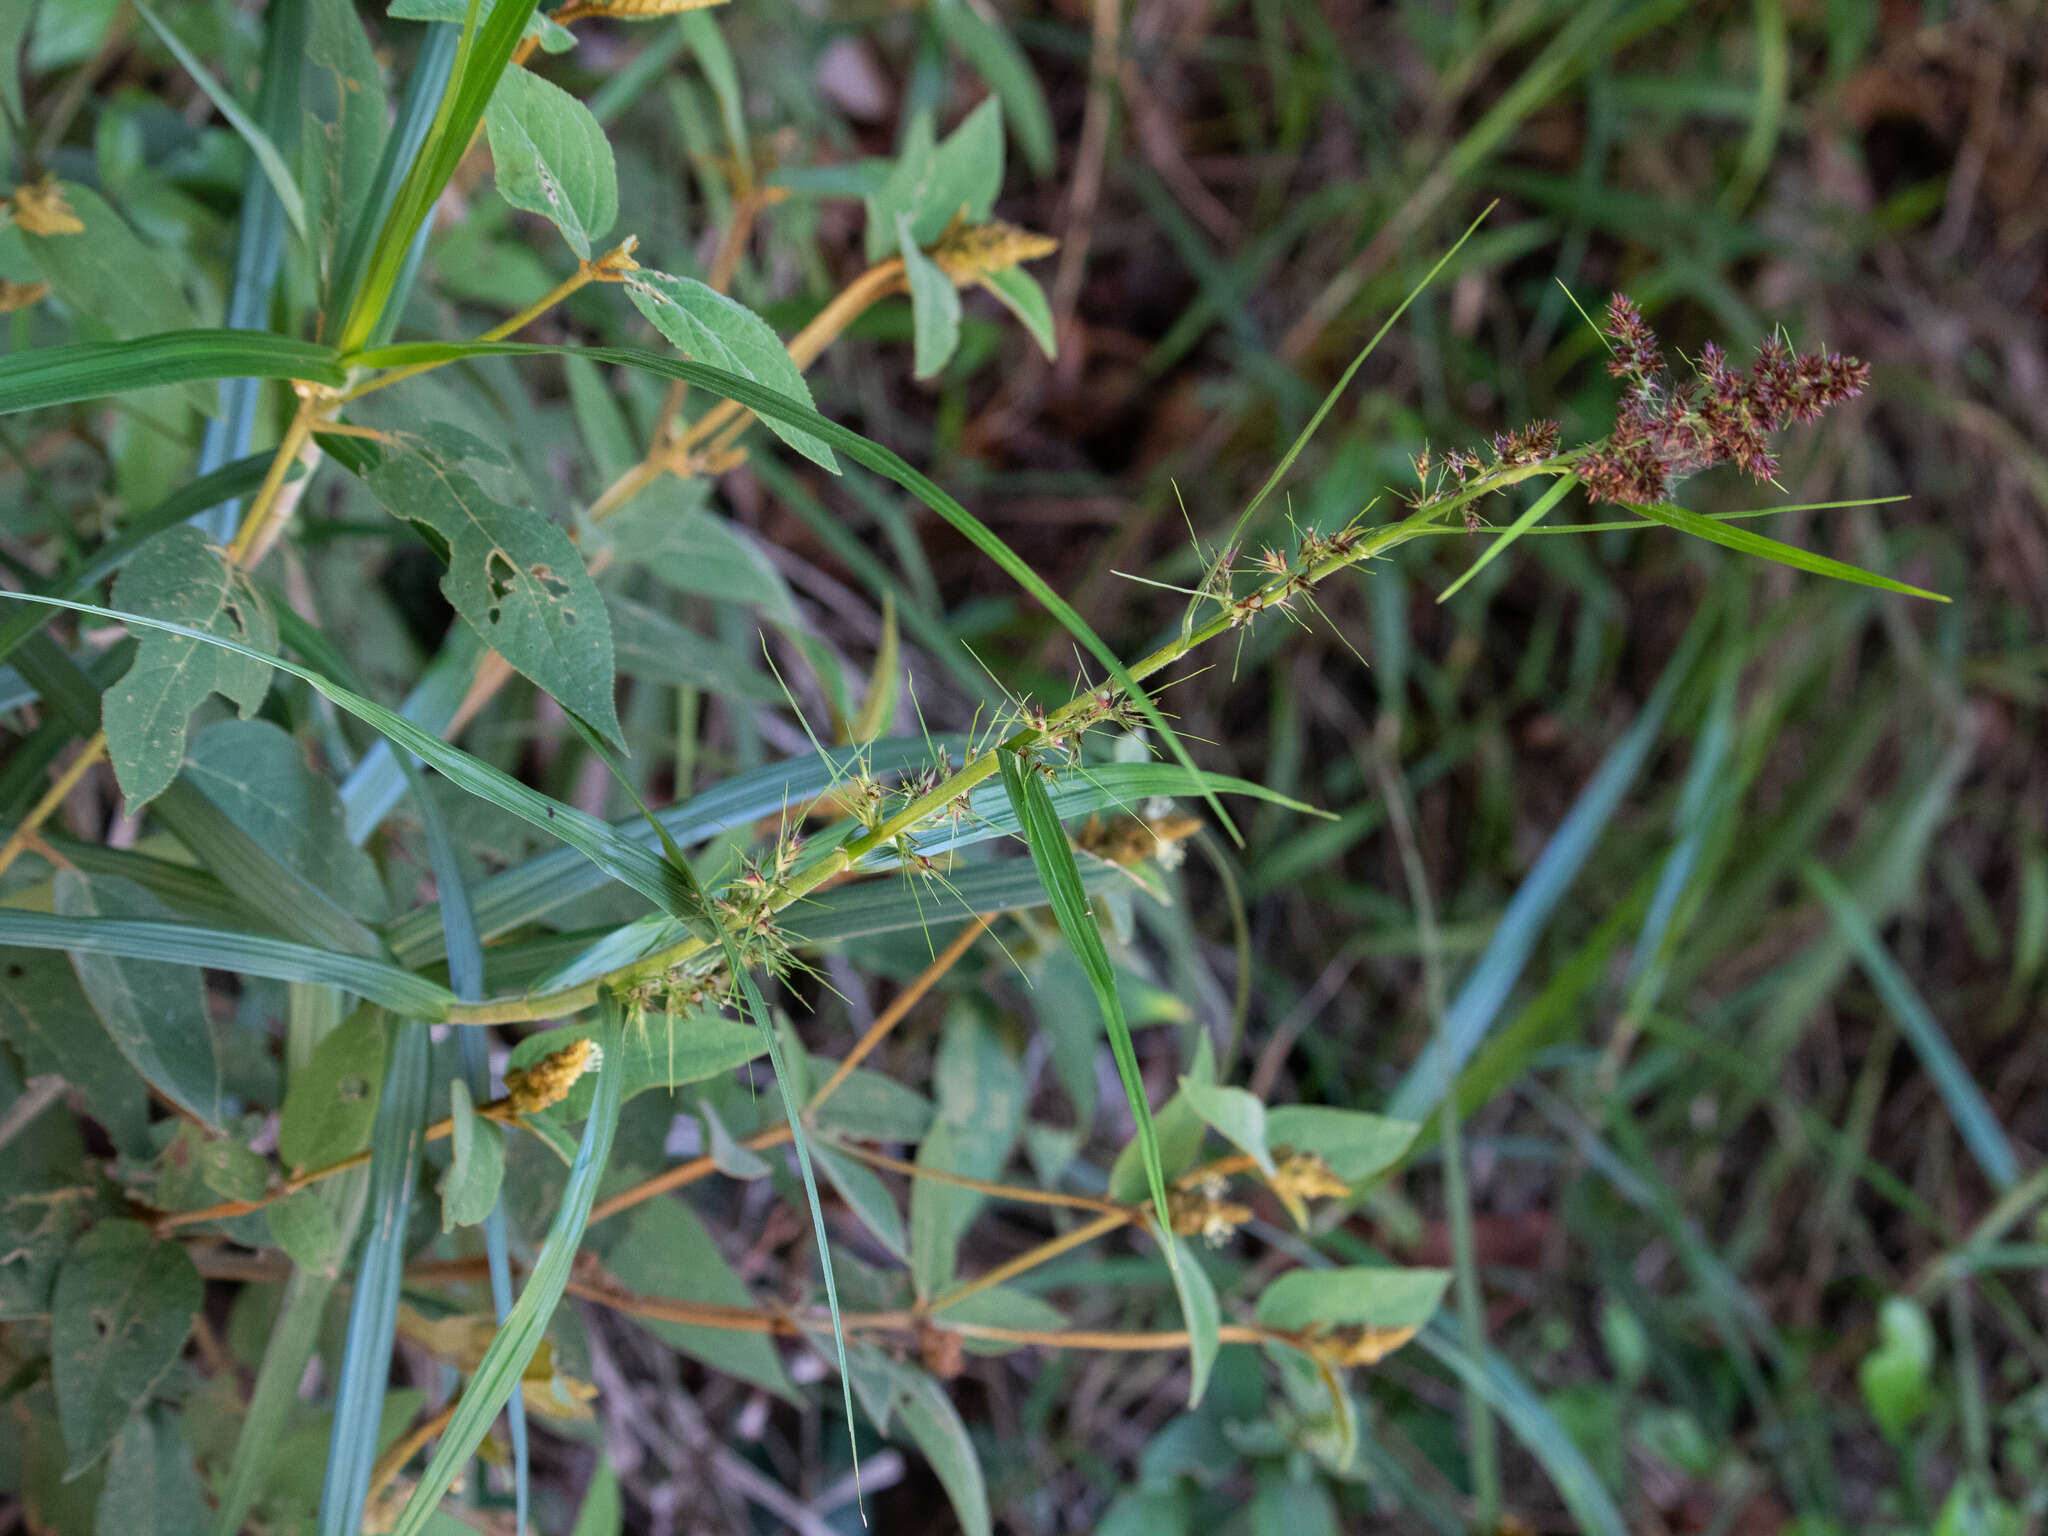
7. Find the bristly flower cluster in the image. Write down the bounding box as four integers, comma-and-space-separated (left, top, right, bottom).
1579, 294, 1868, 505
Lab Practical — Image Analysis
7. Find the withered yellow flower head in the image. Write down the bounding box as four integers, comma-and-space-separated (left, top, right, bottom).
11, 175, 85, 236
932, 219, 1059, 284
503, 1037, 602, 1113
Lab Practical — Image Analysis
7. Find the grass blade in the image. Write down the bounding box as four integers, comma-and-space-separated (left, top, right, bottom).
386, 997, 626, 1536
319, 1020, 429, 1536
130, 0, 307, 241
1628, 498, 1947, 602
1386, 594, 1717, 1121
0, 910, 454, 1014
998, 749, 1175, 1252
1804, 860, 2019, 1190
1437, 475, 1577, 602
0, 331, 342, 414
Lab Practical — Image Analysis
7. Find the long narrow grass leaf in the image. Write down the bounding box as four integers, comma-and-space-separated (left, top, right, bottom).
0, 332, 342, 414
387, 998, 626, 1536
0, 910, 453, 1014
1437, 475, 1576, 601
998, 750, 1175, 1251
1804, 861, 2018, 1190
1628, 499, 1946, 602
131, 0, 307, 240
319, 1021, 429, 1536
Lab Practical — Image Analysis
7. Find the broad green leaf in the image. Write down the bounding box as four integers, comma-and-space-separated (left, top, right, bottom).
484, 63, 617, 259
899, 214, 961, 379
846, 1348, 990, 1536
865, 98, 1002, 260
0, 1051, 97, 1322
930, 0, 1054, 175
302, 0, 390, 302
504, 1010, 767, 1120
266, 1188, 346, 1272
278, 1005, 388, 1171
929, 1283, 1069, 1354
1263, 1105, 1416, 1186
0, 907, 456, 1015
1180, 1077, 1276, 1179
806, 1056, 935, 1142
569, 1464, 622, 1536
700, 1099, 770, 1178
977, 265, 1056, 360
185, 719, 387, 922
621, 268, 838, 469
103, 524, 277, 812
441, 1079, 507, 1229
814, 1142, 907, 1259
910, 1010, 1025, 1295
132, 0, 307, 241
54, 872, 225, 1128
1859, 1295, 1935, 1440
600, 1196, 800, 1401
96, 1409, 208, 1536
342, 421, 624, 745
1250, 1474, 1340, 1536
1628, 499, 1947, 602
51, 1220, 202, 1475
0, 330, 341, 416
1000, 749, 1173, 1244
1253, 1266, 1452, 1334
389, 0, 575, 51
1108, 1034, 1214, 1202
1159, 1229, 1220, 1406
0, 947, 151, 1153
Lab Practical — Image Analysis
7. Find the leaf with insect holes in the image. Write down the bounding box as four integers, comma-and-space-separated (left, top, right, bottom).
278, 1004, 387, 1172
348, 421, 624, 746
621, 268, 837, 470
51, 1221, 202, 1476
101, 524, 276, 813
899, 214, 962, 379
483, 64, 617, 260
864, 97, 1003, 261
54, 872, 226, 1130
441, 1079, 506, 1230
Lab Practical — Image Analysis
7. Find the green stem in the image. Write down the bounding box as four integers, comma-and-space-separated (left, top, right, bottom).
440, 460, 1573, 1026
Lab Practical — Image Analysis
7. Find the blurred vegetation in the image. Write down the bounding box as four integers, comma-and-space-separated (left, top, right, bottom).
2, 0, 2044, 1533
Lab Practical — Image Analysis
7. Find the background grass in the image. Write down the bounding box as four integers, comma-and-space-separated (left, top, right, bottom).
3, 0, 2044, 1532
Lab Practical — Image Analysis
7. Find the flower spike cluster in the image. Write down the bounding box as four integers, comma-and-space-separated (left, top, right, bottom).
1580, 295, 1868, 505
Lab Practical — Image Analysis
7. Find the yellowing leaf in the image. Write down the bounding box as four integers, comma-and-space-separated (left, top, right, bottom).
0, 278, 50, 312
12, 175, 85, 235
576, 0, 729, 15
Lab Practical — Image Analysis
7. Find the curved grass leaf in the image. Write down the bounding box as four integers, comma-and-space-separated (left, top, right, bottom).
930, 0, 1053, 176
386, 998, 625, 1536
346, 339, 1240, 838
0, 909, 455, 1016
1437, 475, 1577, 602
1628, 498, 1947, 602
318, 1022, 430, 1536
131, 0, 307, 241
0, 331, 343, 415
998, 748, 1175, 1251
